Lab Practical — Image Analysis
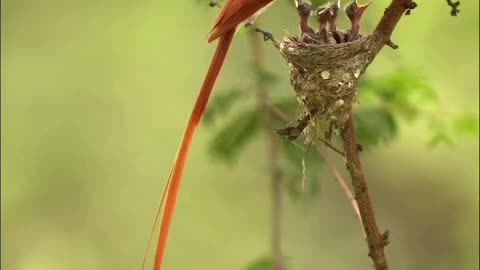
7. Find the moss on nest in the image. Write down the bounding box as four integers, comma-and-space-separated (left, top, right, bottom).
279, 34, 376, 136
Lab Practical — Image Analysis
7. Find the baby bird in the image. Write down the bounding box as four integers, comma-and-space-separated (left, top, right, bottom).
296, 0, 317, 43
345, 0, 371, 42
316, 7, 337, 44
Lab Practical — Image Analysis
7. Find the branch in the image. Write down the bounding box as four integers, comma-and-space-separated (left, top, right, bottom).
371, 0, 417, 54
341, 115, 390, 270
446, 0, 460, 16
249, 28, 285, 270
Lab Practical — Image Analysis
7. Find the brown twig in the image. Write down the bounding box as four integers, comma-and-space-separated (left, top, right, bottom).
318, 138, 346, 157
331, 1, 421, 268
372, 0, 416, 53
446, 0, 460, 16
250, 28, 285, 270
341, 116, 390, 270
269, 106, 346, 157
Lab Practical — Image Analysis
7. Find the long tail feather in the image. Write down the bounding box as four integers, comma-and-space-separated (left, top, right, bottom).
141, 169, 172, 270
148, 29, 236, 270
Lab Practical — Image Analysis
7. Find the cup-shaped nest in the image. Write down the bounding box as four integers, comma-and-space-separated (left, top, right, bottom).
279, 35, 374, 130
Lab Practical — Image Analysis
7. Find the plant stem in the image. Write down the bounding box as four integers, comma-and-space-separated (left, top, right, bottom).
341, 114, 389, 270
249, 29, 285, 270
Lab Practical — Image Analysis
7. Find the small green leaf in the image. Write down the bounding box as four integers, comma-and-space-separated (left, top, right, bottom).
248, 64, 280, 88
359, 69, 438, 122
245, 256, 273, 270
354, 108, 398, 148
203, 88, 246, 126
209, 108, 261, 163
452, 112, 479, 137
426, 132, 455, 149
273, 97, 301, 117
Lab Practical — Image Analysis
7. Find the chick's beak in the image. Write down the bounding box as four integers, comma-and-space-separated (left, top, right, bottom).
356, 1, 372, 18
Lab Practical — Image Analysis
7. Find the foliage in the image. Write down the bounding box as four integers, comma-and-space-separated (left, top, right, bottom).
427, 111, 479, 149
203, 88, 247, 126
208, 107, 262, 163
354, 108, 398, 148
359, 69, 438, 121
245, 255, 274, 270
204, 67, 479, 189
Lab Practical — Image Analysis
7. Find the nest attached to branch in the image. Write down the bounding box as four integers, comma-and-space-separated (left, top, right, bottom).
279, 35, 375, 138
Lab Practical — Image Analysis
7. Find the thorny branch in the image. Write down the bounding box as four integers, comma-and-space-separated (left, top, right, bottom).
323, 1, 423, 269
341, 117, 390, 270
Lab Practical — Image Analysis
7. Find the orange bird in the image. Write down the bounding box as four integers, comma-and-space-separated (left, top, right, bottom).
143, 0, 277, 269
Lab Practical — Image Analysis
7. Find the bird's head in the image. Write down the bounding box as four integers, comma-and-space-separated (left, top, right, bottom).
345, 0, 371, 24
317, 6, 334, 24
329, 0, 341, 15
296, 1, 313, 17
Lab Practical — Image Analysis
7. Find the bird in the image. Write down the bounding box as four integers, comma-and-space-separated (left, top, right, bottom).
295, 1, 317, 43
142, 1, 278, 270
328, 0, 341, 32
316, 7, 337, 44
345, 0, 371, 42
326, 0, 345, 43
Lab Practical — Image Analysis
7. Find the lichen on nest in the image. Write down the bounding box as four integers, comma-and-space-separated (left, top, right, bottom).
278, 34, 375, 137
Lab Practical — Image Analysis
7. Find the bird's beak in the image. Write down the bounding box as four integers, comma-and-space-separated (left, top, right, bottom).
356, 1, 372, 18
293, 0, 299, 8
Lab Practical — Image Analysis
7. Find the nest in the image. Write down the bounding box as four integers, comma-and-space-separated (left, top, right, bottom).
278, 34, 375, 137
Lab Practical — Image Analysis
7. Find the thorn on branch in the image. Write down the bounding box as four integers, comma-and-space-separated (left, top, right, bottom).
357, 143, 364, 152
386, 40, 398, 50
209, 0, 221, 8
404, 0, 417, 15
382, 230, 390, 246
245, 23, 280, 49
446, 0, 460, 16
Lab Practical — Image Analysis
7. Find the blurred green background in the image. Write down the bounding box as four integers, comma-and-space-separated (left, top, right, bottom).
2, 0, 478, 270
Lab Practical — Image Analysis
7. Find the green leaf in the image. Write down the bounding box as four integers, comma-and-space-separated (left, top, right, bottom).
354, 108, 398, 148
359, 69, 438, 121
426, 132, 455, 149
203, 88, 246, 126
209, 108, 261, 163
273, 97, 301, 117
452, 112, 479, 137
247, 63, 281, 88
245, 256, 273, 270
426, 111, 479, 149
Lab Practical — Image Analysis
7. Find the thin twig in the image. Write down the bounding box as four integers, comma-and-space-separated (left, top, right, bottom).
314, 145, 365, 237
269, 105, 345, 157
250, 28, 285, 270
318, 138, 346, 157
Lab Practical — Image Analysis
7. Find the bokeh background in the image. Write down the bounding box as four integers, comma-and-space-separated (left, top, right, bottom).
2, 0, 478, 270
